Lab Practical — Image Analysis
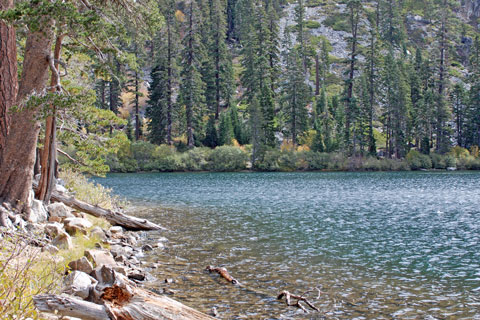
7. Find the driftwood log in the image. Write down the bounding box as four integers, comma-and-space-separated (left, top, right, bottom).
35, 267, 215, 320
206, 265, 239, 285
49, 190, 164, 231
277, 290, 320, 313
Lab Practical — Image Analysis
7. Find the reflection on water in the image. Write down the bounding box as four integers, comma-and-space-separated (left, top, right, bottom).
96, 172, 480, 319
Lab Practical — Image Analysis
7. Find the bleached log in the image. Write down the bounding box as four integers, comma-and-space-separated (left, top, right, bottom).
33, 294, 110, 320
49, 191, 164, 231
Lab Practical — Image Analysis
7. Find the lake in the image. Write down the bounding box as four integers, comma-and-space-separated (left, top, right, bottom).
95, 171, 480, 319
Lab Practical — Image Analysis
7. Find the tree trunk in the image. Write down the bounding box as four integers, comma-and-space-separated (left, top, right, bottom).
0, 0, 17, 157
36, 35, 63, 203
167, 21, 173, 145
0, 18, 54, 214
135, 71, 140, 141
315, 54, 320, 96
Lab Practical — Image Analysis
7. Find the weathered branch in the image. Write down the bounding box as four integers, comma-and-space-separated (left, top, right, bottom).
277, 290, 320, 313
49, 190, 165, 231
57, 148, 86, 166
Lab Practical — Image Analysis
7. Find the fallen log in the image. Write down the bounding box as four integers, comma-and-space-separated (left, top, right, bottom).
206, 265, 239, 285
33, 294, 110, 320
49, 190, 165, 231
35, 267, 216, 320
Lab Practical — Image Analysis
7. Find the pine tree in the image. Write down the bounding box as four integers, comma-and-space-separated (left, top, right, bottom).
282, 48, 310, 146
203, 115, 218, 148
218, 111, 234, 145
179, 0, 206, 148
146, 64, 168, 144
294, 0, 307, 73
451, 83, 467, 147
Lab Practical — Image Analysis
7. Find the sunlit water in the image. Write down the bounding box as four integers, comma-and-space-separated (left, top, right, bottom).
95, 171, 480, 319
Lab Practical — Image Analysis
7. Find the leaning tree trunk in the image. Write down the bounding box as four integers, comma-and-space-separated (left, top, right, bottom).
0, 18, 53, 214
36, 35, 63, 203
0, 0, 18, 157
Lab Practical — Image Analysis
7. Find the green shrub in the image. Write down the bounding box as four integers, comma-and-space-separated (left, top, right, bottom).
323, 14, 350, 32
305, 20, 321, 29
183, 147, 212, 171
131, 141, 156, 170
430, 153, 447, 169
449, 146, 470, 158
327, 152, 348, 170
406, 150, 432, 170
0, 234, 63, 320
278, 151, 298, 171
300, 151, 329, 170
209, 146, 248, 171
255, 149, 281, 171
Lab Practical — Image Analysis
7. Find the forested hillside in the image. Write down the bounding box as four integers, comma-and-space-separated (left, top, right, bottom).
101, 0, 480, 171
2, 0, 480, 185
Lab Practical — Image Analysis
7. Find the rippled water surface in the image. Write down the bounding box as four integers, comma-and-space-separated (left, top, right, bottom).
96, 171, 480, 319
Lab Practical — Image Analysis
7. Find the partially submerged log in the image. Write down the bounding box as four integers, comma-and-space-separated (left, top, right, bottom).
35, 266, 216, 320
49, 190, 164, 231
206, 265, 239, 285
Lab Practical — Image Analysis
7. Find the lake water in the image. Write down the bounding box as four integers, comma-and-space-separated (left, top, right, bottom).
95, 171, 480, 319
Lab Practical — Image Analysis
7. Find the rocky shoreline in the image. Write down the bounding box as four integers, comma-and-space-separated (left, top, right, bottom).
0, 182, 215, 320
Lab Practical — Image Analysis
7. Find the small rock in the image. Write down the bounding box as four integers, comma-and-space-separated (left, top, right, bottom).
90, 226, 106, 240
128, 270, 145, 281
114, 255, 127, 264
52, 231, 73, 250
142, 244, 153, 252
64, 271, 97, 299
447, 167, 457, 171
25, 222, 44, 233
64, 217, 93, 235
90, 265, 116, 285
113, 266, 128, 276
109, 226, 123, 235
30, 199, 48, 223
68, 257, 94, 274
129, 256, 140, 265
45, 222, 65, 238
164, 278, 174, 283
48, 216, 63, 223
211, 307, 219, 317
71, 211, 87, 219
55, 184, 68, 193
42, 244, 60, 254
154, 242, 165, 249
163, 288, 175, 295
94, 242, 103, 249
157, 236, 169, 242
84, 249, 116, 267
47, 203, 74, 219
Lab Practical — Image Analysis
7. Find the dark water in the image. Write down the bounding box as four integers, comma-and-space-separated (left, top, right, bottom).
96, 171, 480, 319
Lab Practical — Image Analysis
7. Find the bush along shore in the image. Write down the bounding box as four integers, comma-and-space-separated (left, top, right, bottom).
0, 173, 215, 320
103, 141, 480, 173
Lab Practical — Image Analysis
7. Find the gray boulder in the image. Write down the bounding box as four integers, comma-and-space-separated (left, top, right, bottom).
52, 231, 73, 250
45, 222, 64, 238
64, 217, 93, 235
84, 249, 116, 267
30, 199, 48, 223
63, 271, 97, 299
47, 202, 74, 220
68, 256, 94, 274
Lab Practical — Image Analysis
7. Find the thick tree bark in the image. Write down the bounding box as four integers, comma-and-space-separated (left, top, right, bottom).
0, 0, 17, 157
0, 19, 54, 213
37, 35, 63, 203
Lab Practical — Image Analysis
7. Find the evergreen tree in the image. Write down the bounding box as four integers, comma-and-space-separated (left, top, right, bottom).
451, 83, 467, 147
282, 48, 310, 146
203, 115, 218, 148
218, 111, 234, 145
146, 64, 168, 144
179, 0, 206, 148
